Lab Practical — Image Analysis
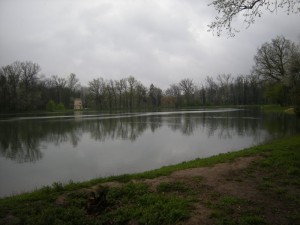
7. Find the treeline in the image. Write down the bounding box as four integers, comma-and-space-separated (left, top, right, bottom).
0, 61, 81, 112
0, 62, 264, 112
165, 75, 263, 107
0, 35, 299, 113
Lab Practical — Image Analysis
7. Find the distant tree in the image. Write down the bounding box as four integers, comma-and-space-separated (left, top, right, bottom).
161, 95, 177, 107
165, 84, 182, 107
50, 75, 67, 105
0, 61, 41, 111
19, 61, 41, 110
216, 74, 232, 104
205, 76, 218, 105
115, 79, 124, 109
208, 0, 300, 36
199, 84, 206, 105
0, 72, 8, 111
127, 76, 137, 108
179, 78, 195, 106
106, 79, 117, 110
88, 78, 106, 109
0, 62, 22, 111
149, 84, 162, 108
136, 82, 148, 108
67, 73, 80, 95
66, 73, 80, 108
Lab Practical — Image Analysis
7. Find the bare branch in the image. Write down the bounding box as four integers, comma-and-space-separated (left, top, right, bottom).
208, 0, 300, 37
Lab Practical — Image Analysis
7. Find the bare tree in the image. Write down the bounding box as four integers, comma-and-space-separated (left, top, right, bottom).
51, 75, 67, 104
208, 0, 300, 36
20, 61, 40, 88
217, 74, 233, 104
136, 82, 148, 108
115, 79, 124, 109
149, 84, 162, 107
19, 61, 41, 110
205, 76, 218, 105
179, 78, 195, 106
88, 78, 106, 109
166, 84, 182, 107
0, 62, 22, 111
108, 79, 117, 109
67, 73, 80, 94
127, 76, 136, 108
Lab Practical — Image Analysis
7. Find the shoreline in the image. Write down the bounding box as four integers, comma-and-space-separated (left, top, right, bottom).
1, 134, 299, 224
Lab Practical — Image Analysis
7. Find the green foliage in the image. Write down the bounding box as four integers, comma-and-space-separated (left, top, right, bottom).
46, 100, 56, 112
264, 84, 286, 106
56, 103, 65, 111
46, 100, 65, 112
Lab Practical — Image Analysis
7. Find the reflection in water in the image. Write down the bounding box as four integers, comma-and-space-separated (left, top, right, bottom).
1, 109, 300, 197
0, 109, 299, 163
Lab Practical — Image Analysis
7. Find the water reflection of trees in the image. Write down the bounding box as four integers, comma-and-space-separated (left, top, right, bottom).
0, 111, 299, 163
0, 116, 156, 163
0, 119, 82, 163
86, 116, 156, 141
166, 111, 300, 142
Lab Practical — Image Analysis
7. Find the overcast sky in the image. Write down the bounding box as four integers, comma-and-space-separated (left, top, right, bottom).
0, 0, 299, 89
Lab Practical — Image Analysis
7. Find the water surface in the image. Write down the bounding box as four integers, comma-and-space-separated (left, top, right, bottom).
0, 108, 299, 197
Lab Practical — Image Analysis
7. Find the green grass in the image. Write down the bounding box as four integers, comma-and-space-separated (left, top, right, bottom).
104, 183, 191, 224
0, 183, 191, 225
209, 194, 268, 225
1, 134, 300, 225
261, 104, 294, 114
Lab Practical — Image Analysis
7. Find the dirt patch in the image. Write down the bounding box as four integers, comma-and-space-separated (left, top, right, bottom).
145, 156, 261, 191
144, 156, 267, 225
171, 156, 259, 179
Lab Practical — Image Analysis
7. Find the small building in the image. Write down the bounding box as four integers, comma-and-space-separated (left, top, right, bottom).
74, 98, 83, 110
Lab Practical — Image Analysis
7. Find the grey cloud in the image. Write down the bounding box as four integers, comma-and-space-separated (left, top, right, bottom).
0, 0, 299, 89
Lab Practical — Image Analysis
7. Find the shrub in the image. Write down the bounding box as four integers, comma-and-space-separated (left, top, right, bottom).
46, 100, 56, 112
56, 103, 65, 111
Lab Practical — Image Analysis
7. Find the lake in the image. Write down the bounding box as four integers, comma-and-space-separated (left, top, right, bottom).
0, 108, 299, 197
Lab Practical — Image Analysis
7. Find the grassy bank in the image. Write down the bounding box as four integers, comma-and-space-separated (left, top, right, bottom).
1, 135, 300, 225
261, 104, 295, 114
